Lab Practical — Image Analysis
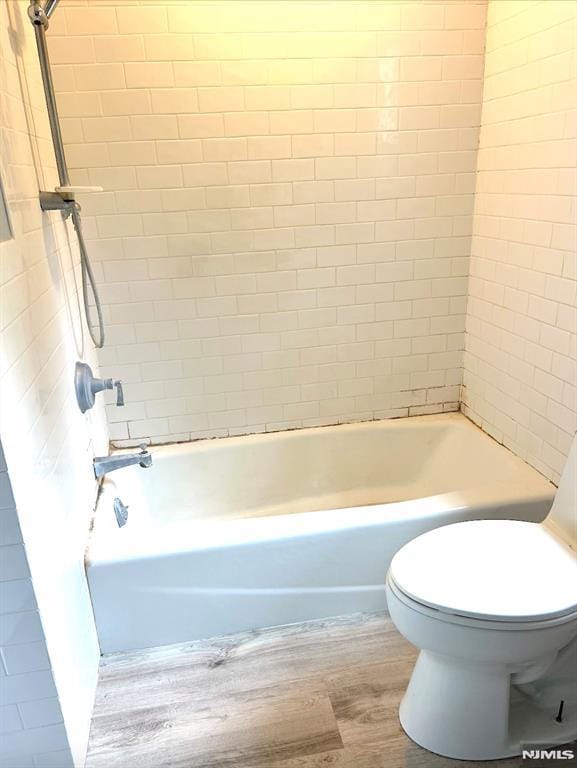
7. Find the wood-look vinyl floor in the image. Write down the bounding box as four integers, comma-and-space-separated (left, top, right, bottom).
86, 612, 522, 768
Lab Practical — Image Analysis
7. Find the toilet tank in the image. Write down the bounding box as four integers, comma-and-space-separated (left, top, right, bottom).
546, 433, 577, 550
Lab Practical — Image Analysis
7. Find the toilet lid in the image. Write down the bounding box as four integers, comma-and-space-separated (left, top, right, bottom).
389, 520, 577, 622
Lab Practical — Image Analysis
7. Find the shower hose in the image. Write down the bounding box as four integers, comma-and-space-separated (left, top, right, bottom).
71, 204, 105, 349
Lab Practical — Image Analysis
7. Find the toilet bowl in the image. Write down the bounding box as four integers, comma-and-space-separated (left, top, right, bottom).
386, 434, 577, 760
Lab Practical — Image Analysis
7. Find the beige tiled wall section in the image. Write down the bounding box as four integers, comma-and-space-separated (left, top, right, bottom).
1, 2, 108, 765
463, 0, 576, 484
49, 0, 487, 445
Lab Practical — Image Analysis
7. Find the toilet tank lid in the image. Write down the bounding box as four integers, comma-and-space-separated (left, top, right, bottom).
389, 519, 577, 623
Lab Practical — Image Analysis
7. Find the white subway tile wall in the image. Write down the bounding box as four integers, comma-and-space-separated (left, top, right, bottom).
1, 2, 108, 765
49, 0, 488, 445
0, 442, 72, 768
463, 0, 577, 484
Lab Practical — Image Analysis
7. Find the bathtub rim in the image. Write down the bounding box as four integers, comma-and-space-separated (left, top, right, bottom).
87, 412, 556, 567
87, 483, 554, 567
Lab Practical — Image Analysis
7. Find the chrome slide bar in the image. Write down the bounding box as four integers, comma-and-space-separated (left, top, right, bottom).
27, 0, 106, 348
28, 0, 68, 186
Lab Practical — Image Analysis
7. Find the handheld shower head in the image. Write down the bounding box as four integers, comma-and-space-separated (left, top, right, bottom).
44, 0, 61, 19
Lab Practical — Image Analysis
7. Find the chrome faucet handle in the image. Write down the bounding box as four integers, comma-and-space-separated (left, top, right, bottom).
113, 380, 124, 407
138, 443, 149, 454
75, 361, 124, 412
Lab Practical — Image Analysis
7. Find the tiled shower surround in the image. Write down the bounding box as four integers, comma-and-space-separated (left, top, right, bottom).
50, 1, 487, 446
463, 0, 577, 484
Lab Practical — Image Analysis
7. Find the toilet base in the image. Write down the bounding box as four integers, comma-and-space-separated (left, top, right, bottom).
399, 650, 577, 761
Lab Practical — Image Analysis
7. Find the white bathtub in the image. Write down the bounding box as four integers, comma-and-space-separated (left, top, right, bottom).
86, 414, 554, 653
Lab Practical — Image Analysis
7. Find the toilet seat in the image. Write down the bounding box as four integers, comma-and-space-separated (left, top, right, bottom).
386, 571, 577, 631
389, 520, 577, 623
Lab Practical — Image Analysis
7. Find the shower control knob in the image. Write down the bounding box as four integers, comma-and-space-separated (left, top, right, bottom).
75, 361, 125, 413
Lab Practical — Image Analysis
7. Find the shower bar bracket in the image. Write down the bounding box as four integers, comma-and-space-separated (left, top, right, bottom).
27, 0, 60, 29
38, 187, 104, 214
39, 191, 77, 215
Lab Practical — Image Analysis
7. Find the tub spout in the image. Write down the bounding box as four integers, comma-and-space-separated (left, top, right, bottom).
93, 444, 152, 479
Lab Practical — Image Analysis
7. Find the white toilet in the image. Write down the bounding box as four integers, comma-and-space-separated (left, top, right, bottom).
386, 434, 577, 761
